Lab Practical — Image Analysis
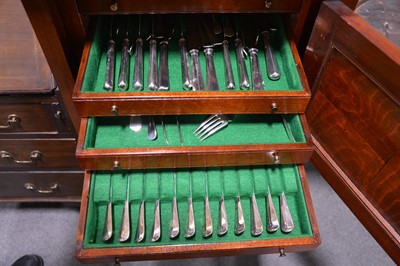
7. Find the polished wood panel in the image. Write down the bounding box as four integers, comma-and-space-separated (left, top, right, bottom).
0, 139, 80, 170
0, 171, 83, 202
76, 0, 302, 14
75, 165, 320, 263
0, 0, 53, 93
304, 2, 400, 263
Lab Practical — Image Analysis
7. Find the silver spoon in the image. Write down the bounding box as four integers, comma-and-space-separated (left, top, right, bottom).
185, 171, 196, 238
169, 170, 180, 239
280, 192, 294, 233
203, 170, 213, 238
151, 172, 161, 242
147, 116, 157, 141
102, 173, 113, 242
135, 172, 145, 243
129, 116, 142, 132
234, 169, 245, 235
218, 169, 228, 236
119, 172, 131, 242
250, 169, 263, 236
266, 186, 279, 233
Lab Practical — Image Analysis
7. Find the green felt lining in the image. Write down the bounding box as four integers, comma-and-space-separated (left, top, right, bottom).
81, 14, 303, 93
83, 114, 306, 149
83, 164, 313, 248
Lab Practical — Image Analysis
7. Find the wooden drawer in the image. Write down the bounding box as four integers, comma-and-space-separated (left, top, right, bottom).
76, 0, 302, 15
76, 114, 313, 170
75, 164, 319, 263
0, 139, 80, 170
0, 99, 73, 137
0, 171, 83, 202
73, 14, 310, 116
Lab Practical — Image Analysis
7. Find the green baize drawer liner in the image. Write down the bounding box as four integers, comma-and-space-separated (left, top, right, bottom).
81, 14, 303, 93
84, 164, 313, 248
84, 114, 306, 149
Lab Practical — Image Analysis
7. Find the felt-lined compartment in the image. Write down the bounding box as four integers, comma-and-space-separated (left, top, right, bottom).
83, 114, 306, 149
83, 164, 313, 248
80, 14, 303, 93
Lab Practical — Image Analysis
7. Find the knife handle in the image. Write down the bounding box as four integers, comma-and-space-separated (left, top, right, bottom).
204, 48, 219, 91
189, 49, 205, 91
262, 31, 280, 80
133, 37, 144, 90
249, 48, 265, 91
234, 38, 250, 90
158, 41, 169, 91
104, 39, 116, 91
179, 37, 192, 90
118, 37, 131, 91
148, 39, 158, 91
223, 40, 235, 90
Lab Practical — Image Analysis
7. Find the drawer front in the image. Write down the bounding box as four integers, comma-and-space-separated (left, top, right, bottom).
0, 139, 80, 170
0, 103, 67, 135
73, 14, 310, 116
76, 0, 302, 14
0, 171, 83, 201
76, 114, 313, 170
75, 165, 319, 263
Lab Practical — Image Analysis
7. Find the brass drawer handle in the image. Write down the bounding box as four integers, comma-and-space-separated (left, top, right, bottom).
24, 183, 58, 194
0, 150, 42, 164
0, 114, 21, 129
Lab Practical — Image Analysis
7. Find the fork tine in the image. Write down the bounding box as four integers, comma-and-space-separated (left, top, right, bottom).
197, 120, 224, 139
199, 121, 228, 141
194, 116, 221, 136
193, 114, 219, 134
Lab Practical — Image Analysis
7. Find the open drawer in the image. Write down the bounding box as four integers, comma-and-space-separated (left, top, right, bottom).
75, 164, 320, 263
76, 114, 313, 170
73, 14, 310, 117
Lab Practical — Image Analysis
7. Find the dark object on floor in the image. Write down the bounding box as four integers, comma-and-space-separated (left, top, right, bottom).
11, 254, 44, 266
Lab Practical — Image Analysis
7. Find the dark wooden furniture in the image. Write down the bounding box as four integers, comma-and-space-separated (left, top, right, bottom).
303, 1, 400, 263
19, 0, 399, 264
0, 0, 83, 202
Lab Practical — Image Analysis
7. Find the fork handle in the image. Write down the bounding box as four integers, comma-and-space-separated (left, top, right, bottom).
190, 49, 205, 91
204, 47, 219, 91
235, 38, 250, 90
179, 37, 192, 90
249, 48, 265, 91
223, 40, 235, 90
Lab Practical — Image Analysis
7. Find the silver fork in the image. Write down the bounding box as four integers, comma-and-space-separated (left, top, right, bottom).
194, 114, 231, 141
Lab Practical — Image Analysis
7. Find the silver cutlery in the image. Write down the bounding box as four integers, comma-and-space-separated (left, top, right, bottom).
169, 171, 180, 239
156, 15, 174, 91
185, 171, 196, 238
118, 17, 131, 90
222, 15, 236, 90
151, 172, 161, 242
250, 169, 263, 236
194, 114, 231, 141
262, 30, 281, 81
203, 170, 213, 238
147, 116, 157, 141
282, 115, 296, 142
129, 116, 142, 132
104, 16, 116, 91
135, 173, 146, 243
234, 169, 245, 235
179, 16, 192, 90
280, 192, 294, 233
102, 173, 113, 242
234, 20, 250, 90
119, 172, 131, 242
217, 170, 228, 236
266, 186, 279, 233
161, 117, 169, 145
133, 15, 144, 91
148, 16, 158, 91
176, 116, 183, 146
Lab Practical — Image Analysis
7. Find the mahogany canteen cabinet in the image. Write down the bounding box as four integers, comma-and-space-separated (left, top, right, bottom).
19, 0, 398, 265
0, 0, 83, 202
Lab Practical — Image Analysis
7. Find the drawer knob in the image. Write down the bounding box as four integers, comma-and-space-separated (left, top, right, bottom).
269, 151, 280, 164
113, 160, 120, 169
110, 2, 118, 11
111, 105, 118, 115
0, 114, 21, 129
265, 1, 272, 8
24, 183, 58, 194
279, 247, 286, 257
271, 102, 278, 113
1, 150, 42, 164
